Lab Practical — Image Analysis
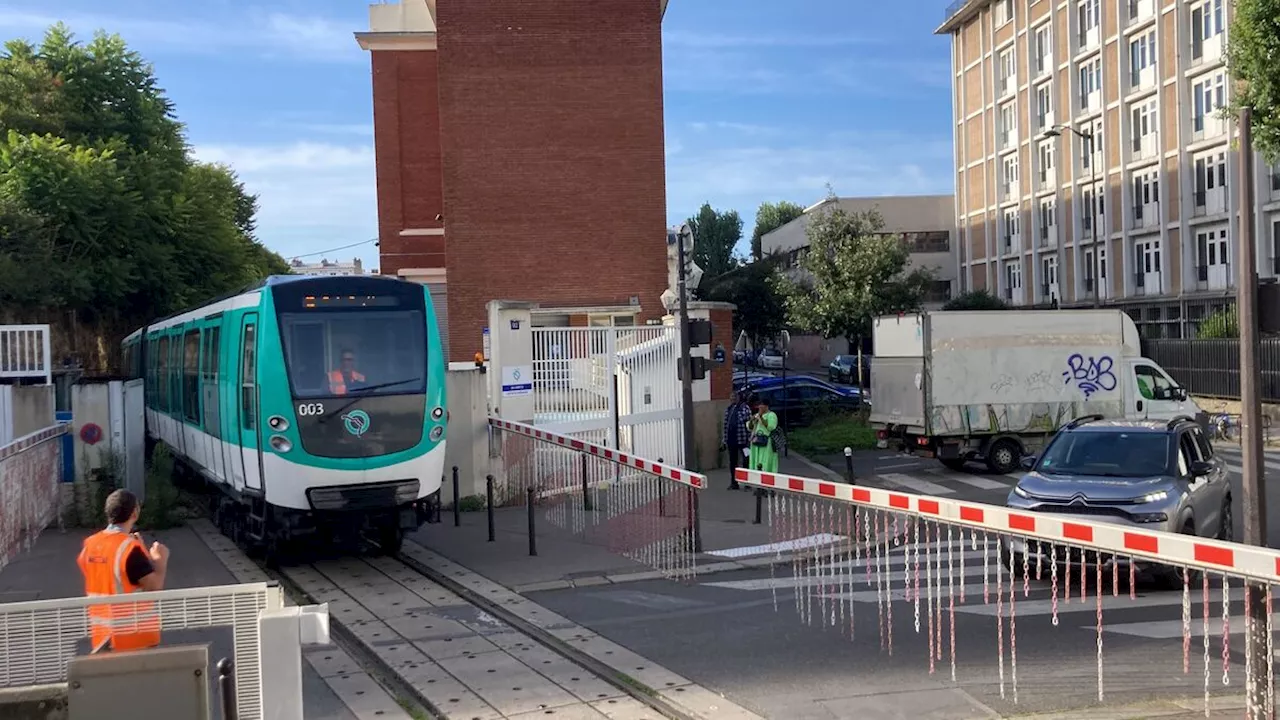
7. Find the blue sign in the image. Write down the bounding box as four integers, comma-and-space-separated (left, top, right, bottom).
510, 320, 521, 330
713, 345, 726, 363
342, 410, 371, 437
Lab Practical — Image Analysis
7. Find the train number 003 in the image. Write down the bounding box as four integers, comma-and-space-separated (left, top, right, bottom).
297, 403, 326, 417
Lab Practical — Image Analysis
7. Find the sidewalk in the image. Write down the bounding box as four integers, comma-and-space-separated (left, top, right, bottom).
0, 524, 384, 720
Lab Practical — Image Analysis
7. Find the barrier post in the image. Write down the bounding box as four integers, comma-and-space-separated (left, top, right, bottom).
217, 658, 237, 720
452, 466, 461, 527
486, 475, 496, 543
526, 487, 537, 556
843, 447, 856, 485
580, 453, 592, 512
657, 458, 666, 517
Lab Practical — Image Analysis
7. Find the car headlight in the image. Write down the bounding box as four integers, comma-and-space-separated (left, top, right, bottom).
1140, 490, 1168, 504
1014, 485, 1029, 498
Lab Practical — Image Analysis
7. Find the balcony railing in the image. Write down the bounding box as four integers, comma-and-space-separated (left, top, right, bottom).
1004, 286, 1014, 300
1270, 172, 1280, 193
1134, 271, 1146, 289
1084, 277, 1095, 293
1193, 190, 1207, 216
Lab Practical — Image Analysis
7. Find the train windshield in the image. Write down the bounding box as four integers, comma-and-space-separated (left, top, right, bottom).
273, 280, 428, 400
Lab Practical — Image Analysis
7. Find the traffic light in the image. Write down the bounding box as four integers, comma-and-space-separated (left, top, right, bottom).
678, 356, 709, 381
687, 318, 712, 347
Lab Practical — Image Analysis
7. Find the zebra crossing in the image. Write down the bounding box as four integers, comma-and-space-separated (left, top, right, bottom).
702, 534, 1277, 640
862, 444, 1280, 498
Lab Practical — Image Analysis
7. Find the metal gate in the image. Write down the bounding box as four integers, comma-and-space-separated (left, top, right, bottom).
530, 325, 683, 465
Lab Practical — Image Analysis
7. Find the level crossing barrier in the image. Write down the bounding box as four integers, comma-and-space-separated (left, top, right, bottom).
735, 465, 1278, 717
0, 423, 68, 573
0, 581, 327, 720
489, 417, 705, 579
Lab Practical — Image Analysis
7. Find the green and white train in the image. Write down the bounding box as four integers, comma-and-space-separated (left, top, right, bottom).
122, 274, 447, 555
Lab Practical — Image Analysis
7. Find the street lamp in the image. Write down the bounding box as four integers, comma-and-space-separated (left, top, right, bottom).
1042, 124, 1101, 308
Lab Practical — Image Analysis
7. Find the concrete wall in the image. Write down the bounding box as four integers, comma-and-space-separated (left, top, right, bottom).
0, 385, 55, 445
690, 398, 731, 472
443, 367, 491, 505
0, 684, 67, 720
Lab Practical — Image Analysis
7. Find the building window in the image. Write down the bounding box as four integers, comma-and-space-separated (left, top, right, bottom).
1037, 139, 1056, 190
994, 0, 1013, 25
1129, 31, 1156, 90
1131, 168, 1160, 227
1081, 183, 1105, 236
1128, 0, 1155, 23
1038, 198, 1057, 245
1193, 150, 1228, 216
999, 101, 1018, 150
1271, 217, 1280, 274
1035, 83, 1053, 130
1002, 208, 1021, 252
1195, 226, 1230, 289
1190, 0, 1225, 63
998, 49, 1016, 97
1033, 24, 1052, 77
1192, 71, 1227, 139
1001, 155, 1019, 199
1078, 58, 1102, 112
924, 280, 952, 304
1080, 121, 1103, 173
1041, 255, 1059, 301
1077, 0, 1101, 51
1004, 260, 1024, 300
1130, 99, 1157, 160
1134, 238, 1162, 291
902, 231, 951, 254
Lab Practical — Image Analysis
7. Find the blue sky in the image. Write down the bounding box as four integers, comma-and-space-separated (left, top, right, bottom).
0, 0, 956, 268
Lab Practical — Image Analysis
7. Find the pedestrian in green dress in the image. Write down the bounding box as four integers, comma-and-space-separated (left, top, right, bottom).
748, 397, 780, 473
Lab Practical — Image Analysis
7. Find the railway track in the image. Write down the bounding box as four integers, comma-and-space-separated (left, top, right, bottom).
192, 518, 758, 720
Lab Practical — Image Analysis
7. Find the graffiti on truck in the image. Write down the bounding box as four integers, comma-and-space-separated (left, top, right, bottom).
1062, 353, 1117, 399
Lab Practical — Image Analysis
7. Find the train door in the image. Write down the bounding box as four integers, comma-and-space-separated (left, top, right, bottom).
238, 314, 264, 493
202, 323, 224, 483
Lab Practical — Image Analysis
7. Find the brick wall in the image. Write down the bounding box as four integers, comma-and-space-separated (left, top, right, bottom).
434, 0, 670, 361
708, 307, 734, 401
371, 50, 446, 277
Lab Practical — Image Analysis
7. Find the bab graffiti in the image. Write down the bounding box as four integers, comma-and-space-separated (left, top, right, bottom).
1062, 353, 1117, 399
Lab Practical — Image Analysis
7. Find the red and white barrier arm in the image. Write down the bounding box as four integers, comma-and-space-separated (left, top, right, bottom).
488, 417, 707, 490
736, 466, 1280, 583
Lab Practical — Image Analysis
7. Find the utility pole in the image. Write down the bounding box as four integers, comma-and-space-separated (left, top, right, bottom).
1236, 104, 1268, 720
676, 223, 703, 553
1087, 129, 1101, 309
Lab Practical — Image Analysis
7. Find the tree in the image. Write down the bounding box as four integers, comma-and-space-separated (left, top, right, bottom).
778, 198, 934, 387
686, 203, 742, 280
1198, 307, 1239, 338
0, 25, 288, 366
700, 255, 788, 352
750, 200, 805, 261
1226, 0, 1280, 162
943, 289, 1009, 311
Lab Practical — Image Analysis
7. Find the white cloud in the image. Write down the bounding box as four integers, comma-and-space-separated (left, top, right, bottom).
191, 141, 379, 266
0, 8, 363, 63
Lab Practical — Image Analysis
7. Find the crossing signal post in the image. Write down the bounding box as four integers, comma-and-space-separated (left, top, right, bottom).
674, 223, 703, 552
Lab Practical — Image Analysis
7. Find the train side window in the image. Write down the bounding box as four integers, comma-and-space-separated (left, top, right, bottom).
158, 336, 170, 413
241, 322, 257, 431
183, 329, 200, 423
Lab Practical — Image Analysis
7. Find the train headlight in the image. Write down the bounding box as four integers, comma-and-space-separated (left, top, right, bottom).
431, 406, 444, 420
395, 480, 421, 505
430, 426, 444, 441
269, 435, 292, 453
268, 415, 290, 432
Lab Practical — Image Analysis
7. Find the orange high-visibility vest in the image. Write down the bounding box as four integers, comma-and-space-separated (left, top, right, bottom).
77, 528, 161, 653
328, 369, 365, 395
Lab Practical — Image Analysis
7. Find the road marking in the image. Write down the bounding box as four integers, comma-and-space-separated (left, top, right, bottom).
1095, 612, 1280, 639
876, 461, 926, 471
704, 533, 846, 559
705, 562, 991, 591
951, 587, 1236, 618
591, 590, 708, 610
879, 473, 955, 496
947, 475, 1011, 491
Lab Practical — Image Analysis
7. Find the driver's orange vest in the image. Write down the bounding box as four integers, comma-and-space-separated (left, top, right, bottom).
77, 529, 161, 653
328, 369, 365, 395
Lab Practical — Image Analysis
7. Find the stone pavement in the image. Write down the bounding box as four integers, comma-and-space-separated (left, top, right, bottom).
0, 524, 395, 720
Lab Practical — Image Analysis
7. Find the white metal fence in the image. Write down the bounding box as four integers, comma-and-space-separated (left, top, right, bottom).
0, 424, 68, 573
530, 325, 684, 466
0, 324, 52, 384
0, 582, 283, 720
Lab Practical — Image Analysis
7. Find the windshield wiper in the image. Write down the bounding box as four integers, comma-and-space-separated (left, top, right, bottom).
321, 377, 423, 422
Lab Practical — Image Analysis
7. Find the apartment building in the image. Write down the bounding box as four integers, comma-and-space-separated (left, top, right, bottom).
937, 0, 1280, 338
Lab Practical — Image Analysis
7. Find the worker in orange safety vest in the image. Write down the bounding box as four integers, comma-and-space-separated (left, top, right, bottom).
329, 348, 366, 395
77, 489, 168, 653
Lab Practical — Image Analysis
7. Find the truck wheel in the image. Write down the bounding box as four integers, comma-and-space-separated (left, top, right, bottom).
940, 458, 967, 471
985, 439, 1021, 475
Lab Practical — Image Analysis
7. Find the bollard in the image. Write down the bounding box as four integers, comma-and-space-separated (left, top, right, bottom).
843, 447, 856, 485
526, 486, 538, 556
217, 658, 237, 720
657, 457, 665, 517
452, 466, 461, 527
580, 453, 592, 512
486, 475, 496, 542
752, 463, 764, 524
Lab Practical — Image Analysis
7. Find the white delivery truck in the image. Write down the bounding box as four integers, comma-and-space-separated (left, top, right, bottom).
868, 309, 1199, 474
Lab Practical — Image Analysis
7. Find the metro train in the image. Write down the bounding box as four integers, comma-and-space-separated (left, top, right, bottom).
122, 274, 447, 557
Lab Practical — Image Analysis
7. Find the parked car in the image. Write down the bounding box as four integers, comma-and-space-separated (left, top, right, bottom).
1001, 414, 1231, 586
828, 354, 872, 385
756, 348, 785, 369
747, 377, 865, 428
732, 371, 776, 390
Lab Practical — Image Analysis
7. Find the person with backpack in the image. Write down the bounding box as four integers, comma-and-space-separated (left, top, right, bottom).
748, 396, 782, 473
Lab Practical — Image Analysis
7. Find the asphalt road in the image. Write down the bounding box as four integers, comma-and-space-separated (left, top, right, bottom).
527, 535, 1252, 720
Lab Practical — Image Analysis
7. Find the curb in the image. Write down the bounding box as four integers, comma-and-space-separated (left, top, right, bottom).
1000, 694, 1245, 719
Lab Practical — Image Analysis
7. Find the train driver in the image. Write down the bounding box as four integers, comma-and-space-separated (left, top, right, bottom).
329, 348, 367, 395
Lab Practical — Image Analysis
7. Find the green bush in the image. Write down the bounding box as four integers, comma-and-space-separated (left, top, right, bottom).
138, 444, 184, 530
457, 494, 487, 512
1198, 307, 1238, 338
787, 411, 878, 456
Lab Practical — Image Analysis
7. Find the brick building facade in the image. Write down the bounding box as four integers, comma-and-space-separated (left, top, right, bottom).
357, 0, 672, 361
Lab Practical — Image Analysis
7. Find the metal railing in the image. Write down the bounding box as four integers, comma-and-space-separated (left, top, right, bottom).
488, 417, 705, 580
1144, 338, 1280, 402
735, 465, 1280, 715
0, 582, 284, 720
0, 324, 52, 384
0, 424, 68, 573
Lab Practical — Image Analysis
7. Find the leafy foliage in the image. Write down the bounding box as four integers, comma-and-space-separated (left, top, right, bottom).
750, 200, 805, 261
1198, 307, 1239, 338
0, 25, 288, 346
778, 198, 935, 342
943, 289, 1010, 311
700, 255, 789, 351
686, 203, 743, 279
1226, 0, 1280, 163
